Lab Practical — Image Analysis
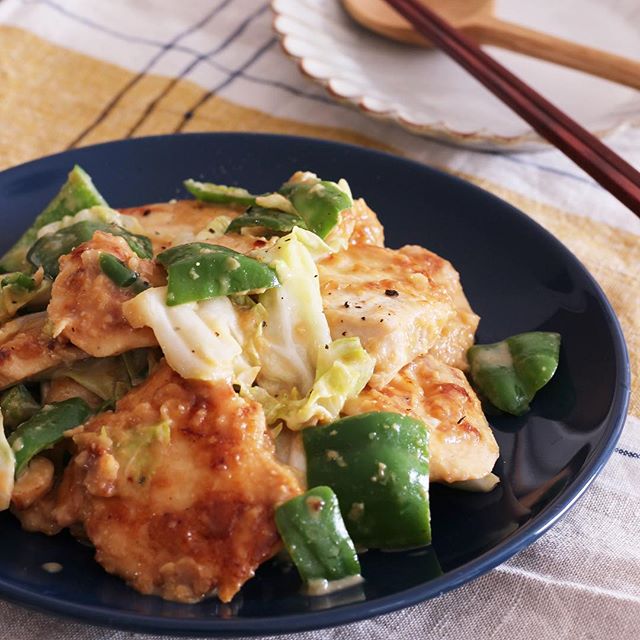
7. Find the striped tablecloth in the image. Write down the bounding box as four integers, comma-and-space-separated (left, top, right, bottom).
1, 1, 639, 638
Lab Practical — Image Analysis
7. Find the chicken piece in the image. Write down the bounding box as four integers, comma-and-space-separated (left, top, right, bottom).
343, 198, 385, 247
47, 232, 163, 358
122, 200, 276, 256
42, 376, 103, 408
398, 245, 479, 370
318, 244, 463, 387
0, 312, 87, 390
122, 200, 240, 254
325, 197, 385, 250
52, 362, 302, 603
11, 457, 55, 511
12, 484, 63, 535
125, 198, 383, 257
343, 354, 499, 483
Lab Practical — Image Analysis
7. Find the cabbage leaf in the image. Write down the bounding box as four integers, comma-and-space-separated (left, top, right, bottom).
253, 228, 332, 396
36, 205, 144, 239
0, 412, 15, 510
245, 337, 374, 430
123, 286, 262, 385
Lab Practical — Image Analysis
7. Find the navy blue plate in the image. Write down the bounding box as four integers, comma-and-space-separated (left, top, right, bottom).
0, 134, 630, 636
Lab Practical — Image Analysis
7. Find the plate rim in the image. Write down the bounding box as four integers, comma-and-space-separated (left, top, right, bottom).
270, 0, 640, 151
0, 132, 631, 636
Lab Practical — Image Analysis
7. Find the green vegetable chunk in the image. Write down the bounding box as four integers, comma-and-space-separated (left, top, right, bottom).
157, 242, 279, 306
8, 398, 92, 476
468, 331, 561, 416
303, 412, 431, 549
275, 486, 361, 585
225, 206, 306, 236
27, 221, 153, 278
0, 385, 40, 431
1, 273, 37, 292
184, 179, 258, 206
99, 253, 149, 294
0, 165, 107, 273
279, 178, 351, 239
0, 272, 52, 323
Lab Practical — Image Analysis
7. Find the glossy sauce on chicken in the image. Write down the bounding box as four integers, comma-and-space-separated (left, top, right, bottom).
50, 362, 302, 603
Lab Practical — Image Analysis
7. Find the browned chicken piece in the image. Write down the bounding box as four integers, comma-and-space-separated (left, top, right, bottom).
318, 243, 475, 387
11, 457, 55, 511
12, 482, 62, 535
0, 312, 87, 390
325, 198, 385, 250
397, 245, 479, 370
343, 354, 499, 483
122, 200, 241, 254
47, 232, 163, 358
51, 361, 302, 603
42, 376, 103, 408
122, 200, 276, 256
124, 199, 383, 256
344, 198, 385, 247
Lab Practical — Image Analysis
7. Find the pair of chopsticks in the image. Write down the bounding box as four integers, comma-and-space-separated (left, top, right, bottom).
381, 0, 640, 216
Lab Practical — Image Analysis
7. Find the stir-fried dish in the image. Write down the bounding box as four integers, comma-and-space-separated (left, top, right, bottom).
0, 167, 560, 602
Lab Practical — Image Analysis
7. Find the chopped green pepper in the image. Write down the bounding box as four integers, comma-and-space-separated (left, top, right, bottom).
0, 271, 52, 323
99, 253, 150, 294
8, 397, 92, 476
157, 242, 279, 306
303, 412, 431, 549
184, 179, 259, 206
279, 178, 351, 239
1, 273, 37, 292
225, 206, 306, 236
27, 221, 153, 278
0, 165, 107, 273
468, 331, 561, 416
275, 486, 361, 585
0, 385, 40, 431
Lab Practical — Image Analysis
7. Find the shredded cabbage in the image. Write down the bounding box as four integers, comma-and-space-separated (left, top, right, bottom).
36, 205, 144, 239
123, 286, 262, 385
253, 228, 332, 396
52, 356, 132, 401
194, 215, 233, 241
114, 420, 171, 484
245, 337, 374, 430
254, 193, 298, 215
0, 411, 15, 510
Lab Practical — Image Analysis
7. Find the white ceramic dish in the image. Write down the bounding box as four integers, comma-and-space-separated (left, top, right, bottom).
272, 0, 640, 151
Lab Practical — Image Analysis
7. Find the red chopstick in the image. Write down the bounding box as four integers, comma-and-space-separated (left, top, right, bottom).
381, 0, 640, 216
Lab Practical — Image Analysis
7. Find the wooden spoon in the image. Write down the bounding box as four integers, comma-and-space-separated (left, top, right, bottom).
343, 0, 640, 90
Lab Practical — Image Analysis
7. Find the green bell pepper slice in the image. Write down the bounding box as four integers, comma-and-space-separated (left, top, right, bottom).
184, 179, 259, 206
0, 271, 53, 323
279, 178, 351, 239
0, 165, 107, 273
0, 385, 40, 431
225, 206, 306, 236
303, 412, 431, 550
99, 253, 150, 294
157, 242, 279, 306
1, 273, 38, 292
275, 486, 361, 586
8, 397, 92, 476
27, 221, 153, 278
468, 331, 561, 416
